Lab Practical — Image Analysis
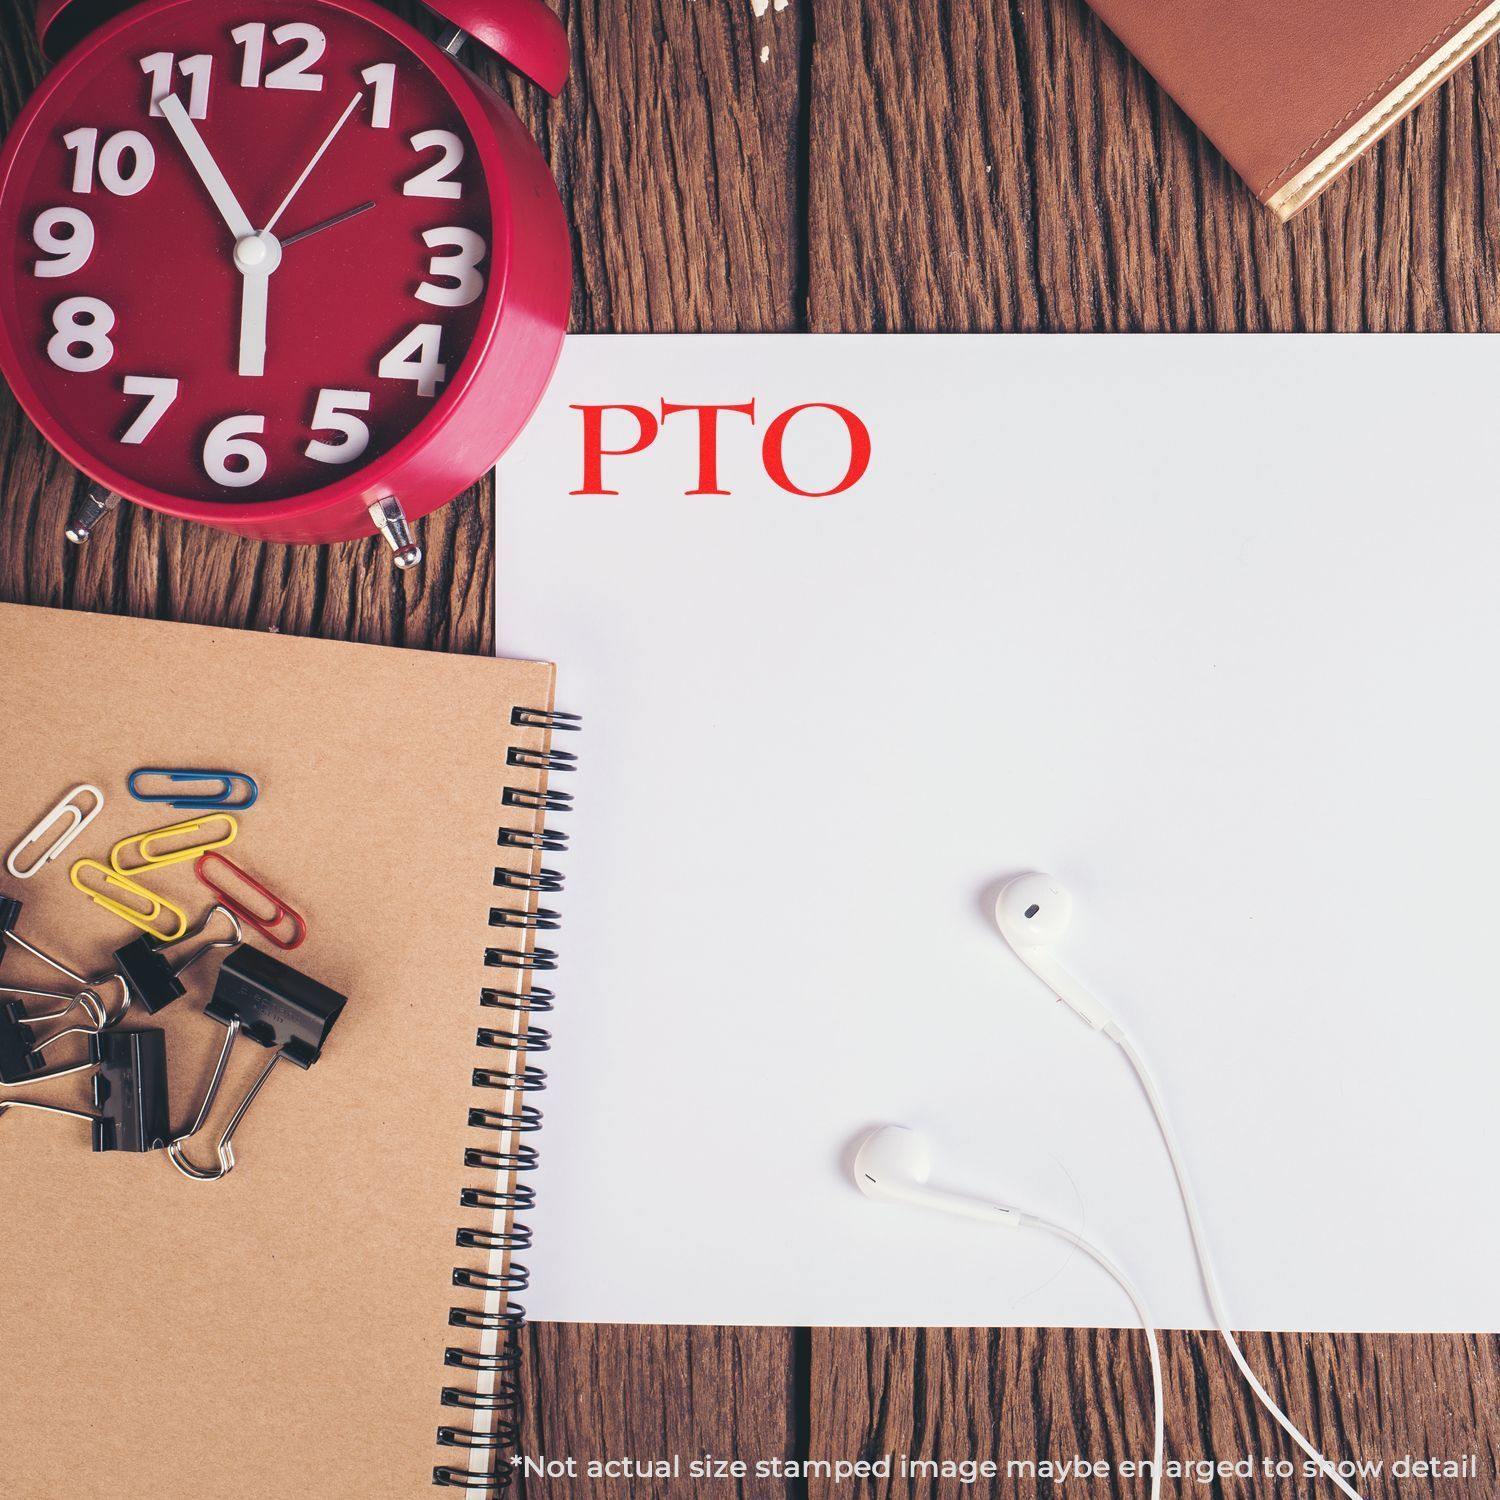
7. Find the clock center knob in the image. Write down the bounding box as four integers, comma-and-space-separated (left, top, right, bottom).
233, 233, 281, 273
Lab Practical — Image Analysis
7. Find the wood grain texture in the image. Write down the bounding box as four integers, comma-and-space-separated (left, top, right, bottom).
523, 1323, 799, 1497
811, 1330, 1500, 1499
807, 0, 1500, 333
1, 0, 1497, 1494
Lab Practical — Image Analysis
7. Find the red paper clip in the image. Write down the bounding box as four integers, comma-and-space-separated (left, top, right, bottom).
193, 852, 307, 951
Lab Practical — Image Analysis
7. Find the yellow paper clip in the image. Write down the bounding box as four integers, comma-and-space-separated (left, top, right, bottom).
108, 814, 238, 876
69, 860, 188, 943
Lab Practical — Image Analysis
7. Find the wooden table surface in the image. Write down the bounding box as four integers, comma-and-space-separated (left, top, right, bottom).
3, 3, 1498, 1496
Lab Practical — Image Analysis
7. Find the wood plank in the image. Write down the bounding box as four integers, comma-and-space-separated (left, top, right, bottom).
524, 1323, 797, 1495
807, 0, 1500, 332
505, 0, 806, 333
811, 1329, 1500, 1499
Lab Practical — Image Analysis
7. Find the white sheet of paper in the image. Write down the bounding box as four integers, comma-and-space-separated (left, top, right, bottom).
496, 334, 1500, 1331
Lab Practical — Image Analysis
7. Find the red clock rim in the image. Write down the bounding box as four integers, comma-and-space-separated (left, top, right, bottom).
0, 0, 516, 528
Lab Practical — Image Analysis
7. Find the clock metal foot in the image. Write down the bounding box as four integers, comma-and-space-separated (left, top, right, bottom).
368, 497, 423, 570
437, 26, 470, 57
64, 486, 120, 546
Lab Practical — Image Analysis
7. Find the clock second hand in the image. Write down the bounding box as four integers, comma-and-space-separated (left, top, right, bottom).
281, 200, 378, 249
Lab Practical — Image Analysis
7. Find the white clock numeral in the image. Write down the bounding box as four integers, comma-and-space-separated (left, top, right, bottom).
403, 130, 465, 200
48, 297, 115, 374
141, 52, 213, 118
32, 208, 95, 278
361, 63, 396, 129
417, 228, 487, 308
204, 414, 268, 487
232, 22, 325, 90
230, 22, 265, 85
64, 128, 155, 196
379, 324, 447, 398
120, 376, 180, 444
306, 389, 372, 464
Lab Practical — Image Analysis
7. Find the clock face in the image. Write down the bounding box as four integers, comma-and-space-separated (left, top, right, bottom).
0, 0, 496, 507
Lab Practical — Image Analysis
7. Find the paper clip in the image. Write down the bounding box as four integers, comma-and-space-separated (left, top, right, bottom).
194, 852, 307, 950
112, 904, 243, 1017
69, 860, 188, 943
0, 1028, 171, 1152
128, 768, 259, 811
168, 947, 346, 1183
5, 785, 104, 880
109, 814, 238, 875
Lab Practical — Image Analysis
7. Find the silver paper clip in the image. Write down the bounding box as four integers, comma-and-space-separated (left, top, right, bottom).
5, 785, 104, 880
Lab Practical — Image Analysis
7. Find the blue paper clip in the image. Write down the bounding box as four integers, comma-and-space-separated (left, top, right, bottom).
127, 768, 259, 812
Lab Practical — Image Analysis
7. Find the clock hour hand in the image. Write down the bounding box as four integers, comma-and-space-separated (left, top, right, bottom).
158, 94, 255, 243
234, 232, 281, 379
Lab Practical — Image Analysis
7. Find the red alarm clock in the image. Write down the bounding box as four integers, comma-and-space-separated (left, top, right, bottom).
0, 0, 570, 565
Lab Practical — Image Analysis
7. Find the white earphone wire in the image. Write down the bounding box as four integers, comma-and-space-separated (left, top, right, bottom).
1107, 1025, 1366, 1500
1021, 1213, 1163, 1500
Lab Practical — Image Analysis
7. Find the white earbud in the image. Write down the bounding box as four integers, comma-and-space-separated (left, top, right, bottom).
993, 872, 1115, 1031
851, 1122, 1166, 1499
853, 1126, 1020, 1226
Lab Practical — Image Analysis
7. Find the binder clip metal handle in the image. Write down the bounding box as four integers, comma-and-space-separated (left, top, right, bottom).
166, 1017, 281, 1182
0, 894, 89, 986
167, 947, 346, 1183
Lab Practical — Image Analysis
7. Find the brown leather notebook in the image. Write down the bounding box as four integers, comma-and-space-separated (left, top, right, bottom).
1085, 0, 1500, 217
0, 604, 570, 1497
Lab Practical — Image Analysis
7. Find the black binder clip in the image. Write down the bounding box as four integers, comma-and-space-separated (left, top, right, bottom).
1, 894, 132, 1080
112, 904, 243, 1017
0, 1027, 171, 1151
0, 980, 124, 1083
167, 947, 346, 1182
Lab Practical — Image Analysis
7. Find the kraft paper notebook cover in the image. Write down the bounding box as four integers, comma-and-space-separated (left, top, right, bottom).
1085, 0, 1500, 218
0, 603, 571, 1498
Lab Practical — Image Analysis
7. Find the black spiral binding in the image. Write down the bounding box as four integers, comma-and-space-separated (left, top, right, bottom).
433, 706, 581, 1492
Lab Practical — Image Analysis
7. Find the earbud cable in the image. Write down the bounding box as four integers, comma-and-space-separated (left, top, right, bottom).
1021, 1213, 1163, 1500
1106, 1024, 1365, 1500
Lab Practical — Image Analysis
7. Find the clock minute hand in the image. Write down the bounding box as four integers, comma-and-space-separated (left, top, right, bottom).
158, 94, 255, 243
263, 90, 366, 237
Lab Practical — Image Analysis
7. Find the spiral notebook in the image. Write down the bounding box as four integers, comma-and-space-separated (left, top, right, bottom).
0, 603, 574, 1497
